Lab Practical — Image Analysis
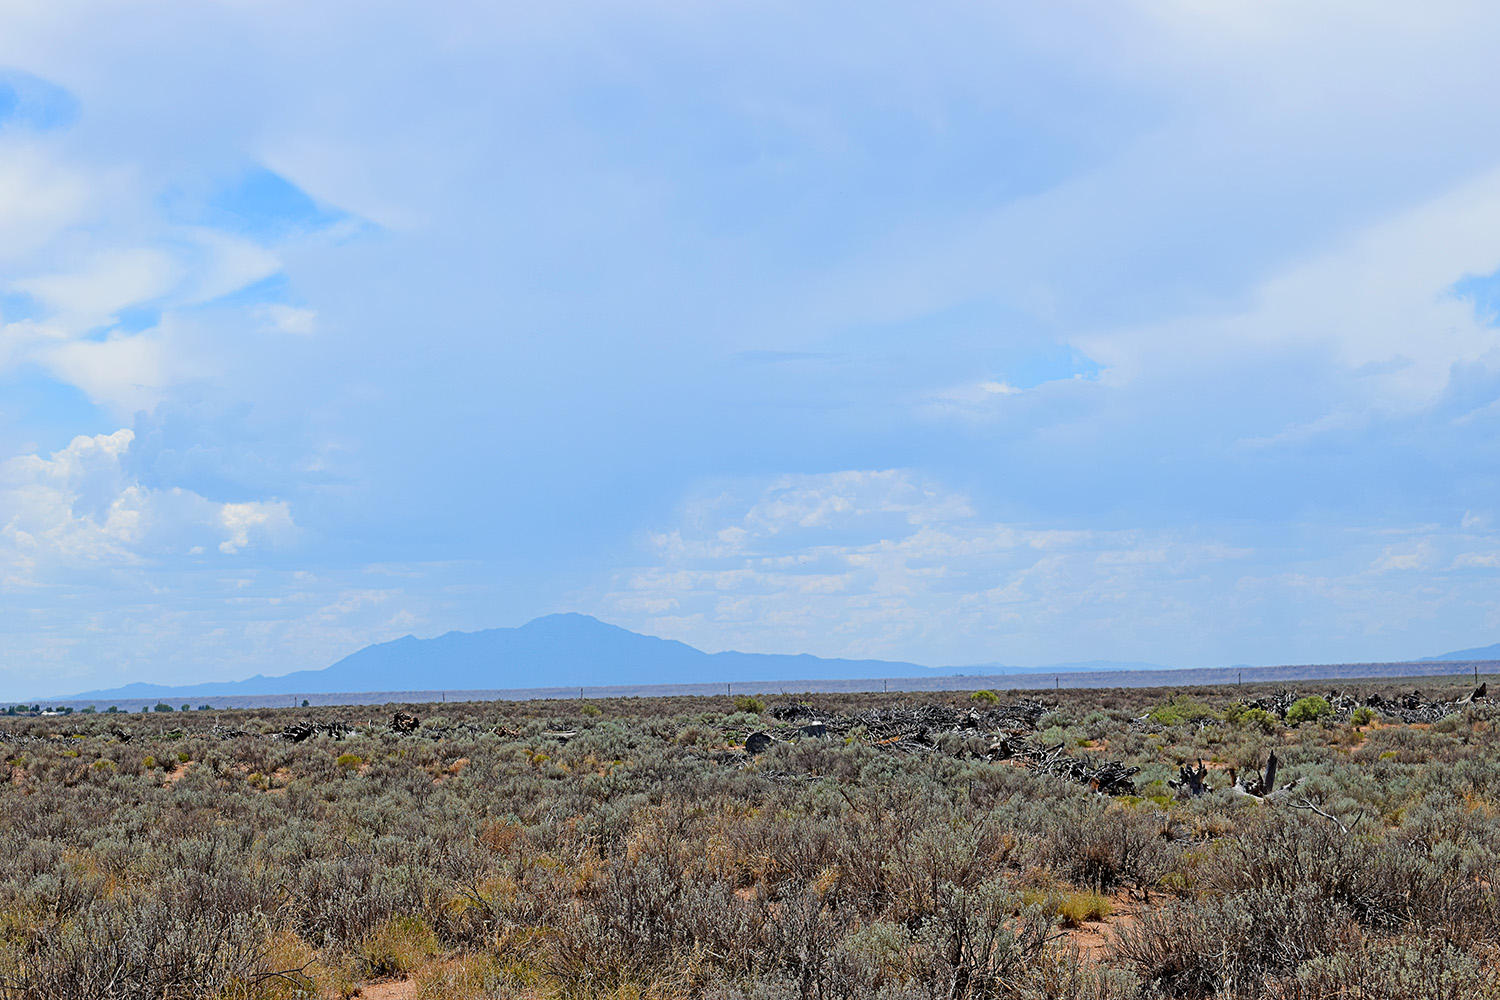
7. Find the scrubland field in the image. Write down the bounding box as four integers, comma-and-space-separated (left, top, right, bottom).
1, 678, 1496, 1000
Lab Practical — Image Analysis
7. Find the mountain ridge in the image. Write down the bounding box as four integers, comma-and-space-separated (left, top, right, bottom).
61, 613, 955, 700
1421, 642, 1500, 662
67, 613, 1498, 703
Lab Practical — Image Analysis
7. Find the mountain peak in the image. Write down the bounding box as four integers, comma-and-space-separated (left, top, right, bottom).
58, 613, 934, 699
524, 612, 608, 628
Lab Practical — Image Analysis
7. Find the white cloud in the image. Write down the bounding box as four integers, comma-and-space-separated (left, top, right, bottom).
1083, 164, 1500, 416
0, 141, 94, 264
12, 248, 181, 327
256, 303, 318, 335
218, 500, 294, 554
0, 430, 295, 587
596, 470, 1500, 666
980, 380, 1022, 395
600, 470, 1253, 663
37, 330, 179, 415
1371, 541, 1434, 573
174, 229, 281, 306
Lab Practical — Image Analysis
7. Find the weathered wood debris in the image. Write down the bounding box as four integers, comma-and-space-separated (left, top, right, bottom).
1169, 750, 1299, 800
803, 700, 1046, 732
1362, 685, 1486, 724
987, 733, 1140, 795
1237, 685, 1488, 726
1169, 760, 1209, 797
758, 700, 1139, 795
274, 721, 355, 743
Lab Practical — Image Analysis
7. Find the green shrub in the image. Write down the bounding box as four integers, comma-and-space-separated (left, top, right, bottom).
732, 694, 765, 714
1147, 695, 1217, 726
335, 753, 364, 771
1286, 696, 1332, 725
970, 689, 1000, 706
580, 702, 602, 717
1239, 707, 1280, 734
1350, 705, 1376, 726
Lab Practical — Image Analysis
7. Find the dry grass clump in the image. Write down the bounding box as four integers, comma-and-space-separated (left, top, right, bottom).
1023, 888, 1113, 928
360, 916, 440, 978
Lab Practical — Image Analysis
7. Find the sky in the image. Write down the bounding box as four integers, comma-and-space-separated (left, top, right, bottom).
3, 2, 1500, 696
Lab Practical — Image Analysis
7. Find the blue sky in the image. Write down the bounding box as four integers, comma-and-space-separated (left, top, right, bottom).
4, 2, 1500, 695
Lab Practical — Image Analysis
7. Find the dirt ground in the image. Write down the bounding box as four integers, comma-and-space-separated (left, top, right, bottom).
1056, 891, 1144, 960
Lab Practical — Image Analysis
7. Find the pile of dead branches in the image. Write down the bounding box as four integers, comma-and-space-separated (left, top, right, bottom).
756, 699, 1137, 794
988, 733, 1139, 795
1365, 685, 1486, 724
1240, 685, 1487, 725
273, 721, 355, 743
772, 701, 1047, 755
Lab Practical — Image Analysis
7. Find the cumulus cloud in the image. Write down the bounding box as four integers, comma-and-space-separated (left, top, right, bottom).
0, 430, 294, 586
218, 500, 294, 554
601, 470, 1258, 664
598, 473, 1500, 667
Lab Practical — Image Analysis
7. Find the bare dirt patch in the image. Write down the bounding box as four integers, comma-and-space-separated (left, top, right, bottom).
1056, 891, 1144, 961
357, 980, 416, 1000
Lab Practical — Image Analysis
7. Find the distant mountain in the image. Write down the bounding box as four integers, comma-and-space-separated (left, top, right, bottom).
950, 659, 1167, 674
1421, 642, 1500, 662
62, 613, 953, 700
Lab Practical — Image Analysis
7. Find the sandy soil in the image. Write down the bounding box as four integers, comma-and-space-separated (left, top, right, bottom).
1055, 891, 1144, 961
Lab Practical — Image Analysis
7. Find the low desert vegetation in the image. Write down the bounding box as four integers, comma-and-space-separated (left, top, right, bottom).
0, 677, 1494, 999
